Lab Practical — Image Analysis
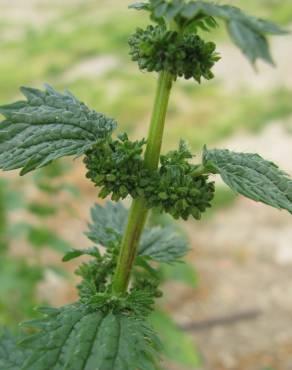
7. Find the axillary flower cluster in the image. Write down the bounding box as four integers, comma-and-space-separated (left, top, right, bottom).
129, 24, 220, 82
84, 136, 215, 220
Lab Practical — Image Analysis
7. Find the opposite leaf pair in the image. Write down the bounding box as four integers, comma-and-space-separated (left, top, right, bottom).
0, 85, 291, 216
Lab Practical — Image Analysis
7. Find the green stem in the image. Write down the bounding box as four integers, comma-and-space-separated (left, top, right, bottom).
191, 164, 209, 177
0, 181, 8, 251
112, 71, 174, 294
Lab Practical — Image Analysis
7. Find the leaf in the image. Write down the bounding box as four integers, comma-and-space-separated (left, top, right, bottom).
203, 4, 287, 64
217, 5, 287, 35
149, 311, 202, 367
129, 2, 150, 10
21, 304, 161, 370
227, 20, 273, 65
86, 202, 189, 263
0, 85, 117, 175
139, 226, 189, 263
181, 1, 226, 19
0, 328, 29, 370
86, 202, 128, 246
62, 247, 101, 262
203, 147, 292, 213
202, 4, 286, 64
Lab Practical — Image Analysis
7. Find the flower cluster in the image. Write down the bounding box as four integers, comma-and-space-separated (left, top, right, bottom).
129, 25, 220, 82
84, 137, 215, 220
143, 141, 215, 220
84, 133, 148, 201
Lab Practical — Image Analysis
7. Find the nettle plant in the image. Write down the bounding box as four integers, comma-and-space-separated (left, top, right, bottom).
0, 1, 291, 369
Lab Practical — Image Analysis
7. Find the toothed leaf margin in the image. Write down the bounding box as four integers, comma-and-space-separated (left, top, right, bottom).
0, 85, 116, 175
20, 304, 161, 370
203, 147, 292, 213
0, 328, 29, 370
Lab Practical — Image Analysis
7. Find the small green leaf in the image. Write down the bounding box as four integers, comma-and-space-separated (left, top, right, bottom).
0, 85, 117, 175
62, 247, 100, 262
86, 202, 127, 246
0, 328, 29, 370
203, 147, 292, 213
149, 311, 202, 367
87, 202, 189, 263
139, 226, 189, 263
21, 303, 161, 370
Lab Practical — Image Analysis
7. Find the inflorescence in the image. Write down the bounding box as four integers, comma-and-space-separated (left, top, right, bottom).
129, 25, 220, 82
146, 141, 215, 220
84, 137, 215, 220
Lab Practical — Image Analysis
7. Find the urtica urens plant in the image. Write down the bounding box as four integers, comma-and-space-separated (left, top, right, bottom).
0, 1, 291, 369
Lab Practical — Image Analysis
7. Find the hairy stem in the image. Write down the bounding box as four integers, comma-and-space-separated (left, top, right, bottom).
112, 71, 173, 294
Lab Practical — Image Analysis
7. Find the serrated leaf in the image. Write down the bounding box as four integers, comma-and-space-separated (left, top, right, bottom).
203, 147, 292, 213
62, 247, 100, 262
86, 202, 189, 263
196, 3, 286, 64
139, 226, 189, 263
227, 20, 273, 65
0, 85, 117, 175
0, 328, 29, 370
21, 303, 161, 370
217, 5, 287, 35
86, 202, 127, 246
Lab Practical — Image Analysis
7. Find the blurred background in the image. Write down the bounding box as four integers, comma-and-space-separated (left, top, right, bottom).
0, 0, 292, 369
